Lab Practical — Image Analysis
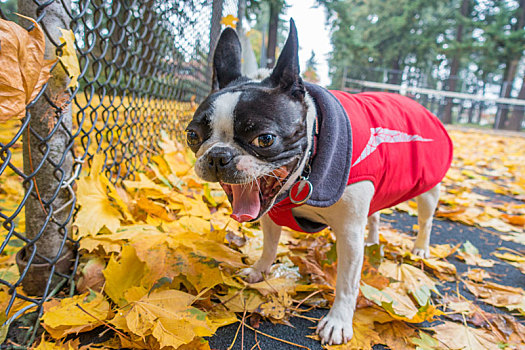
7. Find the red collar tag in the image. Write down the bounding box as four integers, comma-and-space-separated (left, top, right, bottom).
289, 178, 313, 205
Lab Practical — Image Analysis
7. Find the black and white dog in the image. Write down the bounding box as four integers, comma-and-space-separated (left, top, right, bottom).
186, 19, 452, 345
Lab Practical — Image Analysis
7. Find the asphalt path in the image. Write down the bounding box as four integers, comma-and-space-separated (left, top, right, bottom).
209, 196, 525, 350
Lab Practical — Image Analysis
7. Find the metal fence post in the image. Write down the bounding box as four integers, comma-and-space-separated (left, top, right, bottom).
17, 0, 74, 296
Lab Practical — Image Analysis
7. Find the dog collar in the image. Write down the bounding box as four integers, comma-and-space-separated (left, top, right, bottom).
289, 114, 318, 205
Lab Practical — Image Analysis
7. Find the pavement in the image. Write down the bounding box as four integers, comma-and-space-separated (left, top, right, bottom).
209, 199, 525, 350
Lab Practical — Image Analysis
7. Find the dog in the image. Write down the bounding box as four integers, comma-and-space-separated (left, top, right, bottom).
185, 19, 453, 345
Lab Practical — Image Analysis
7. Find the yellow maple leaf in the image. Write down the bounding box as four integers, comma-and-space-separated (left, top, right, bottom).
57, 28, 80, 89
103, 245, 147, 306
462, 268, 491, 282
125, 289, 213, 349
463, 280, 525, 316
374, 321, 417, 350
432, 321, 500, 350
455, 241, 496, 267
41, 291, 110, 339
360, 282, 442, 323
218, 288, 265, 313
32, 336, 79, 350
410, 331, 440, 349
378, 260, 439, 306
75, 154, 129, 237
0, 15, 56, 121
206, 309, 238, 333
123, 172, 171, 197
220, 14, 238, 28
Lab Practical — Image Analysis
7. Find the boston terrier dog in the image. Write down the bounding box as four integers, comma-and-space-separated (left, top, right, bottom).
185, 19, 453, 345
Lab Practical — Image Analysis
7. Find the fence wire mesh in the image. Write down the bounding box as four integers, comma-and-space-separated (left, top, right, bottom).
0, 0, 239, 346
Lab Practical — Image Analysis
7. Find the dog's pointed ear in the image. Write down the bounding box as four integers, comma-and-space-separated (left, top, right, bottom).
269, 19, 304, 99
212, 28, 242, 91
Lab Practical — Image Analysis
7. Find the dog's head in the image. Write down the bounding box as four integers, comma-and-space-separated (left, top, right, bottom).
185, 19, 315, 223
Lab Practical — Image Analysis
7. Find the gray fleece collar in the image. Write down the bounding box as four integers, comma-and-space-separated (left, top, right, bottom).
302, 82, 352, 207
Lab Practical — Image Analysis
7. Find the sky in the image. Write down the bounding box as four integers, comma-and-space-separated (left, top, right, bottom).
285, 0, 333, 86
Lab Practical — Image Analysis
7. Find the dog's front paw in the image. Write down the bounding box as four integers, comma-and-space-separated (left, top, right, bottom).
316, 311, 353, 345
238, 267, 264, 283
412, 247, 430, 259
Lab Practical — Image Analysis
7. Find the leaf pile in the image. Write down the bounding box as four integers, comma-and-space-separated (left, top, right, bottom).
5, 130, 516, 349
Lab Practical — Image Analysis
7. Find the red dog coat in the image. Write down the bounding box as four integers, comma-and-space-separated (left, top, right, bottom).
268, 88, 453, 233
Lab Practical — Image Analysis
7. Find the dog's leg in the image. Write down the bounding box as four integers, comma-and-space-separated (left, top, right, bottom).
412, 183, 440, 258
364, 212, 380, 246
240, 214, 282, 283
316, 181, 374, 345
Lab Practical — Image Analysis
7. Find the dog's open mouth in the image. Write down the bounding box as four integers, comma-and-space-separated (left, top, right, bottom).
220, 166, 290, 223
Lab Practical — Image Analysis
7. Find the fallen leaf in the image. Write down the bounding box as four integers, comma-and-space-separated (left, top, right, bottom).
41, 291, 110, 339
410, 330, 440, 350
431, 321, 501, 350
76, 256, 106, 293
374, 320, 417, 350
103, 245, 146, 306
378, 260, 439, 306
463, 280, 525, 316
455, 241, 496, 267
493, 251, 525, 274
462, 268, 491, 282
124, 289, 214, 349
75, 154, 127, 237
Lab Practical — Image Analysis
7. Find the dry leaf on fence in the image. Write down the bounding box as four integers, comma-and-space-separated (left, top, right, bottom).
57, 28, 80, 89
0, 15, 55, 122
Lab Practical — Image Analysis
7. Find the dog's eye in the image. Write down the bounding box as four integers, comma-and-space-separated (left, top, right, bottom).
186, 130, 200, 146
252, 134, 275, 148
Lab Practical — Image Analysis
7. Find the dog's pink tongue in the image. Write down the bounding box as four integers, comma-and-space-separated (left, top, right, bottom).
230, 183, 260, 223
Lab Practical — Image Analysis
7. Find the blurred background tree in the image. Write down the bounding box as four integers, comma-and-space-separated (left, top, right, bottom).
244, 0, 289, 67
317, 0, 524, 130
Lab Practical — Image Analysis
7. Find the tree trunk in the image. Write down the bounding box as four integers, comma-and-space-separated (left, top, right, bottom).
18, 0, 74, 295
506, 74, 525, 131
442, 0, 469, 124
496, 0, 525, 129
266, 0, 279, 68
237, 0, 246, 33
387, 56, 401, 85
494, 60, 519, 129
207, 0, 224, 83
467, 102, 476, 124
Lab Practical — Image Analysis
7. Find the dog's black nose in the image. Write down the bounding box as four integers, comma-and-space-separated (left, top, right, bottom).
207, 147, 234, 169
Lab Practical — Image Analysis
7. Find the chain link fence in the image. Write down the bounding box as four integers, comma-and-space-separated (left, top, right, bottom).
0, 0, 239, 346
